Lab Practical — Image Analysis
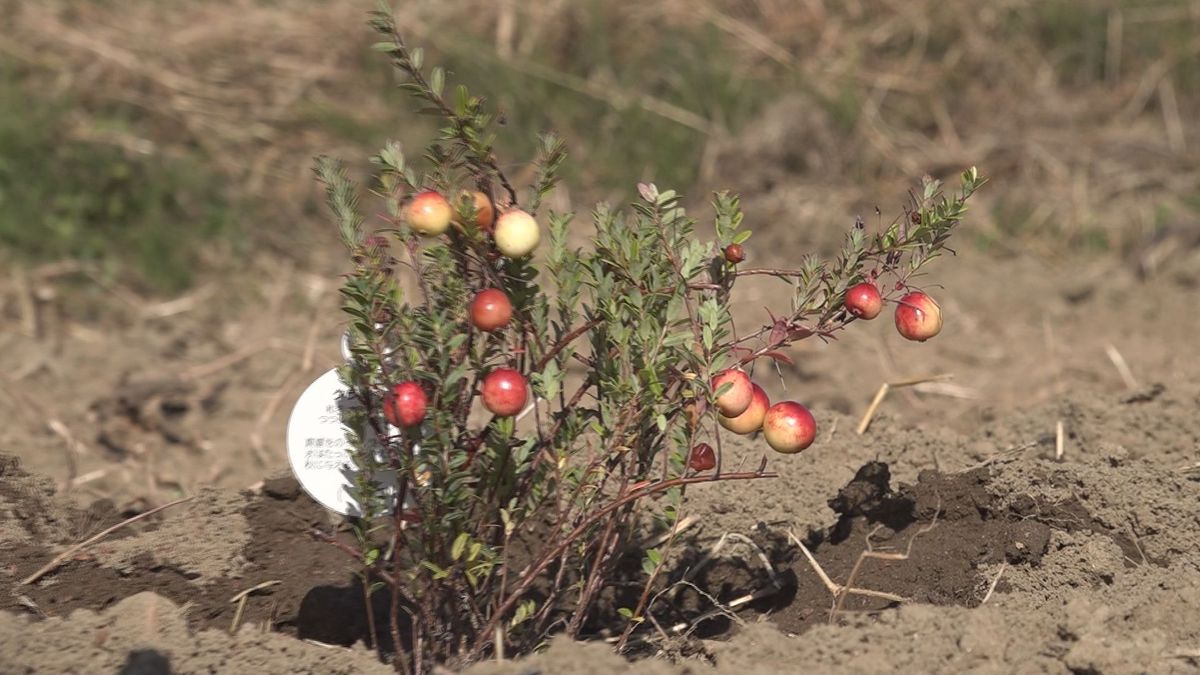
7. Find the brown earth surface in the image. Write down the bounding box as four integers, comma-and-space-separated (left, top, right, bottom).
4, 79, 1200, 675
2, 368, 1199, 672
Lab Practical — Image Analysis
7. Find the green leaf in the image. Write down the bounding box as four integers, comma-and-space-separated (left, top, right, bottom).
511, 599, 537, 627
455, 84, 470, 115
512, 437, 537, 466
451, 532, 468, 561
420, 560, 449, 580
446, 333, 468, 352
444, 364, 469, 389
430, 67, 445, 97
647, 548, 663, 566
537, 359, 562, 400
642, 557, 657, 577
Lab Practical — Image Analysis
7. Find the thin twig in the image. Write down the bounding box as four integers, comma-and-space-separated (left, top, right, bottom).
787, 530, 841, 594
180, 338, 305, 380
250, 369, 304, 467
721, 533, 779, 586
857, 383, 891, 435
832, 502, 941, 620
140, 284, 216, 320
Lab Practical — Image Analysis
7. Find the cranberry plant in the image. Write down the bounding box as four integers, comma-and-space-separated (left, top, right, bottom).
313, 8, 984, 673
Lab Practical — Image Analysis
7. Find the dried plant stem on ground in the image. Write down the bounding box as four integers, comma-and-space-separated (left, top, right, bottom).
788, 502, 940, 625
856, 374, 956, 435
229, 580, 282, 632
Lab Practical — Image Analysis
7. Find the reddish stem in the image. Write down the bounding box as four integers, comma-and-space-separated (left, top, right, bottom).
532, 317, 603, 373
467, 469, 776, 660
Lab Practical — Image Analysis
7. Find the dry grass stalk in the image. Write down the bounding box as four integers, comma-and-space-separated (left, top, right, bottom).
787, 531, 906, 611
229, 579, 282, 633
1104, 343, 1139, 390
856, 374, 955, 435
788, 496, 940, 624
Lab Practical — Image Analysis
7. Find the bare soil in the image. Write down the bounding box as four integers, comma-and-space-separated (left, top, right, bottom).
3, 367, 1199, 673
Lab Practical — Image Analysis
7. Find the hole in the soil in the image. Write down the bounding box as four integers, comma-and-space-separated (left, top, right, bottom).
117, 649, 172, 675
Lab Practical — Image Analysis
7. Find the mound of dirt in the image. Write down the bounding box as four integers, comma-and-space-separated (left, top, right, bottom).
0, 592, 389, 674
0, 460, 386, 651
2, 383, 1197, 673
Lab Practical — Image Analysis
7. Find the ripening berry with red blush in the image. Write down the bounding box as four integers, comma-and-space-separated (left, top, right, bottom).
711, 369, 753, 417
384, 381, 428, 428
844, 282, 883, 320
894, 291, 943, 341
481, 368, 528, 417
762, 401, 816, 454
469, 288, 513, 332
718, 383, 769, 434
405, 191, 452, 236
455, 190, 495, 232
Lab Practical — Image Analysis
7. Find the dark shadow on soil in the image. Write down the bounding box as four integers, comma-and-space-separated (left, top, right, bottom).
117, 649, 173, 675
296, 580, 395, 651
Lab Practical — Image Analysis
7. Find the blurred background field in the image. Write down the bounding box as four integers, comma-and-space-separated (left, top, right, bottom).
3, 0, 1198, 289
1, 0, 1198, 503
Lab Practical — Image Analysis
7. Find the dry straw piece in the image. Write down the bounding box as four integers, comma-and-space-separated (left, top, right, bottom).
856, 374, 965, 435
229, 580, 282, 633
788, 499, 940, 624
1104, 342, 1139, 390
